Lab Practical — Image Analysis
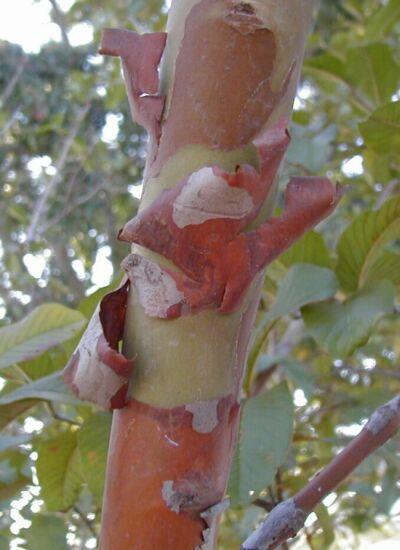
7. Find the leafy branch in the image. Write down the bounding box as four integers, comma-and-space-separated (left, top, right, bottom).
242, 394, 400, 549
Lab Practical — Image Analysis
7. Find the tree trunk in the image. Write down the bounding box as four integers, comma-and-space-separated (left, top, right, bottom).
64, 1, 341, 548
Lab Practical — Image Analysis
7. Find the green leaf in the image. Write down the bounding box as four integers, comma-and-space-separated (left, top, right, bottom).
0, 304, 86, 369
302, 281, 395, 357
22, 514, 68, 550
78, 411, 112, 505
286, 124, 337, 172
360, 101, 400, 154
336, 197, 400, 291
0, 372, 81, 407
364, 251, 400, 288
279, 231, 332, 269
77, 277, 120, 318
315, 504, 335, 548
0, 379, 37, 429
0, 434, 32, 453
346, 43, 399, 106
282, 360, 316, 398
0, 535, 8, 550
268, 264, 338, 321
376, 467, 400, 515
0, 450, 30, 503
228, 382, 294, 506
20, 350, 66, 381
36, 431, 83, 511
304, 53, 349, 88
365, 0, 400, 39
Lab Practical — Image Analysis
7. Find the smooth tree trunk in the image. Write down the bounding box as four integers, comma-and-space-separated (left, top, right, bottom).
64, 1, 341, 548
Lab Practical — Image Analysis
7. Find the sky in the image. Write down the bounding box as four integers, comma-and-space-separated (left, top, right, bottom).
0, 0, 92, 53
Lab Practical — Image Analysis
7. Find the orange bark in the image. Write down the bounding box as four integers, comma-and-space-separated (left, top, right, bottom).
101, 398, 239, 549
91, 1, 322, 548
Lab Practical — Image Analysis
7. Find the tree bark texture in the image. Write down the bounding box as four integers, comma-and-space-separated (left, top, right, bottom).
63, 1, 342, 548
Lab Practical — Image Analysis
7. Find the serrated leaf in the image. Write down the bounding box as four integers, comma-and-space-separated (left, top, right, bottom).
78, 411, 112, 505
268, 264, 338, 321
22, 514, 68, 550
336, 197, 400, 291
0, 304, 86, 369
302, 281, 395, 357
36, 431, 83, 511
228, 382, 294, 506
279, 231, 332, 268
0, 372, 81, 407
360, 101, 400, 154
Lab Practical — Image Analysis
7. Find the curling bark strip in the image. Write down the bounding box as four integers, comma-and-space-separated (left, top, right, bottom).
62, 1, 341, 548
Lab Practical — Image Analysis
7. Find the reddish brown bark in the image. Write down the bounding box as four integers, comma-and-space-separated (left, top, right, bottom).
62, 1, 339, 548
101, 398, 239, 549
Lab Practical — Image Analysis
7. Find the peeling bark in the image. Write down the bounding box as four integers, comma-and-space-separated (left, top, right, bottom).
63, 281, 133, 409
62, 1, 340, 548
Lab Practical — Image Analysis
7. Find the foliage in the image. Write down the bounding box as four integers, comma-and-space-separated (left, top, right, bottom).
0, 0, 399, 548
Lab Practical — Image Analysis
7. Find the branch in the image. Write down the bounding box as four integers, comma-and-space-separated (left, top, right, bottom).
242, 395, 400, 550
73, 505, 98, 540
49, 0, 71, 48
375, 178, 399, 209
1, 57, 28, 104
37, 180, 106, 235
26, 102, 90, 242
0, 104, 22, 136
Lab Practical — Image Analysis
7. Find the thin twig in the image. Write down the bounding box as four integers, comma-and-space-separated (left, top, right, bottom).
375, 178, 399, 209
73, 505, 98, 540
46, 402, 81, 427
49, 0, 71, 48
27, 102, 90, 242
1, 57, 28, 104
0, 105, 22, 136
242, 395, 400, 549
38, 180, 106, 235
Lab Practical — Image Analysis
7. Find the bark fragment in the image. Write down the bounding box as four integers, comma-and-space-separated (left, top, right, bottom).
120, 133, 341, 317
196, 498, 230, 549
63, 281, 133, 409
99, 29, 167, 163
185, 399, 220, 433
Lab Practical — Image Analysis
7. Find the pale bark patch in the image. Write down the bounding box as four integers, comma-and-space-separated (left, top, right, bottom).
196, 498, 230, 550
242, 498, 307, 549
366, 395, 400, 435
122, 253, 185, 318
69, 310, 126, 407
172, 167, 253, 228
185, 399, 220, 433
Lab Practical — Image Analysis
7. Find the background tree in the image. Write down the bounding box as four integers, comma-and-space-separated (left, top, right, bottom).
0, 0, 399, 548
